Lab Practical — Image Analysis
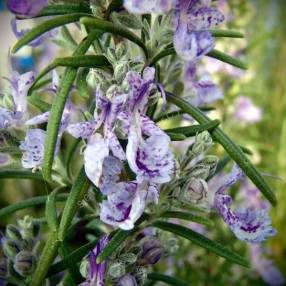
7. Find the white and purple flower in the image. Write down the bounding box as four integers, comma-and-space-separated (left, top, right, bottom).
0, 71, 35, 129
183, 61, 223, 106
210, 165, 277, 243
124, 0, 225, 62
80, 235, 109, 286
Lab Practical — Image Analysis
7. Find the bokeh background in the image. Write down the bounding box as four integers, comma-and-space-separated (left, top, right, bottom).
0, 0, 285, 285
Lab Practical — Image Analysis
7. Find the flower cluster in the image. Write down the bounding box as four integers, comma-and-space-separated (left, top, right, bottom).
0, 0, 282, 285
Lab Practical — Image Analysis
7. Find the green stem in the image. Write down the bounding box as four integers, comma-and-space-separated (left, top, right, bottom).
30, 231, 60, 286
58, 167, 90, 241
42, 30, 102, 182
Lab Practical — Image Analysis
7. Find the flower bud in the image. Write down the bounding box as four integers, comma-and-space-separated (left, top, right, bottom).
3, 240, 20, 258
116, 42, 127, 60
13, 251, 35, 277
106, 48, 118, 65
114, 62, 129, 83
198, 155, 218, 177
187, 164, 210, 180
87, 69, 110, 90
119, 253, 137, 265
6, 225, 22, 241
138, 237, 163, 265
108, 261, 126, 278
182, 178, 209, 208
117, 274, 137, 286
192, 131, 213, 154
133, 266, 148, 284
0, 258, 8, 278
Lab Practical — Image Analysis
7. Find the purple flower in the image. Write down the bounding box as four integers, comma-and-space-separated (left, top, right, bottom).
7, 0, 47, 17
138, 236, 163, 265
233, 96, 262, 123
117, 274, 138, 286
124, 0, 224, 62
98, 156, 158, 230
211, 165, 276, 243
100, 181, 147, 230
19, 129, 46, 170
174, 0, 224, 62
250, 244, 285, 286
80, 235, 109, 286
183, 62, 223, 106
126, 123, 175, 184
0, 71, 34, 129
67, 87, 127, 187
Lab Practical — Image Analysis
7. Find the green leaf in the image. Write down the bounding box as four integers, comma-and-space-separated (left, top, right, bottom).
42, 30, 102, 182
208, 49, 248, 70
111, 12, 142, 29
28, 96, 51, 112
0, 146, 22, 155
28, 77, 52, 95
76, 68, 91, 99
48, 239, 98, 277
80, 17, 148, 57
167, 133, 187, 141
160, 211, 214, 227
149, 47, 247, 70
46, 188, 61, 231
153, 221, 249, 267
0, 169, 44, 181
12, 14, 87, 53
164, 120, 220, 138
147, 273, 189, 286
58, 168, 90, 241
210, 29, 244, 38
0, 194, 68, 218
166, 92, 277, 206
96, 229, 133, 263
155, 107, 215, 122
29, 55, 110, 94
37, 4, 92, 17
30, 231, 59, 286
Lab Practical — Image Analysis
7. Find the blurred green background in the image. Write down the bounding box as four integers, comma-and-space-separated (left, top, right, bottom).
0, 0, 285, 285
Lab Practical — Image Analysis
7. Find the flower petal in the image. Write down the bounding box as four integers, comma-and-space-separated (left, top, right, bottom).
20, 129, 46, 169
25, 112, 50, 126
66, 121, 97, 139
174, 28, 214, 61
124, 0, 173, 14
84, 134, 109, 187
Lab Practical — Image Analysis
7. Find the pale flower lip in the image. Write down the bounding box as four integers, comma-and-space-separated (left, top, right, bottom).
211, 165, 277, 243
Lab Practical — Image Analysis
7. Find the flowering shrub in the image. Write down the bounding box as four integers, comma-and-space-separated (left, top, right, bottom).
0, 0, 284, 285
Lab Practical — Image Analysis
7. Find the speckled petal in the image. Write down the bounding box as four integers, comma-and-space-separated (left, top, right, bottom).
20, 129, 46, 169
174, 28, 214, 61
124, 0, 173, 14
66, 121, 97, 139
